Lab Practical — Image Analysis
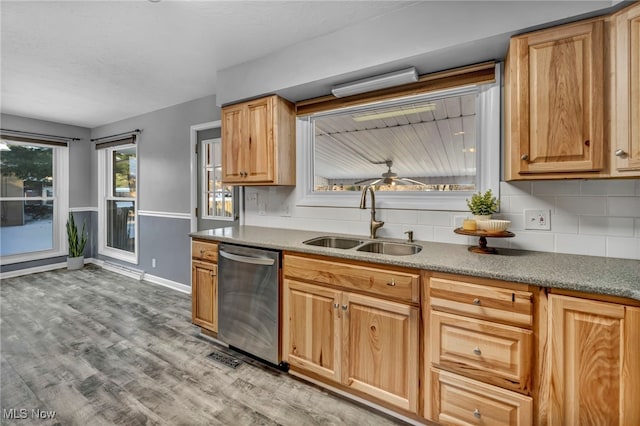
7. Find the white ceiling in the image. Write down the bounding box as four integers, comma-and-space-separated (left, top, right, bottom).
0, 0, 413, 128
1, 1, 619, 130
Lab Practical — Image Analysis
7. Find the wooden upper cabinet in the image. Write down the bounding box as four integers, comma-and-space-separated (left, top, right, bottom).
546, 294, 640, 425
505, 18, 605, 179
611, 2, 640, 176
221, 95, 296, 185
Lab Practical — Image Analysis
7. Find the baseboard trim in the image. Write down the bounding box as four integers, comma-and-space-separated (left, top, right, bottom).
91, 259, 144, 280
0, 261, 68, 279
142, 272, 191, 294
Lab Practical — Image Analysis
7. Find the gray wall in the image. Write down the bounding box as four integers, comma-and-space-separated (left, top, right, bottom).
216, 1, 615, 105
90, 94, 221, 285
91, 94, 220, 213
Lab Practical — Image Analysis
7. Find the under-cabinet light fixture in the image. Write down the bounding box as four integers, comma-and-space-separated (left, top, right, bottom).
331, 67, 418, 98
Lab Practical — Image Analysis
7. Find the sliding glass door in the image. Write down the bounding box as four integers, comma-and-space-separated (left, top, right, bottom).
0, 140, 68, 261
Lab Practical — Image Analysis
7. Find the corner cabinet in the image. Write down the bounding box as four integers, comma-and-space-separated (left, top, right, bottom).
191, 240, 218, 333
544, 294, 640, 425
282, 254, 420, 415
611, 2, 640, 176
505, 18, 606, 179
221, 95, 296, 185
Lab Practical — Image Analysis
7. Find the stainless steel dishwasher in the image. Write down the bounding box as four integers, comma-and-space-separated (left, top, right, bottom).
217, 243, 282, 366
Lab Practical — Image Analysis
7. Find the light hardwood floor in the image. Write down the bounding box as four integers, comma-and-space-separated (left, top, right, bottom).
1, 266, 405, 426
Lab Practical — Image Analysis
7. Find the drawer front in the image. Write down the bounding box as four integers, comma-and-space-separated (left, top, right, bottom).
430, 368, 533, 426
192, 240, 218, 262
284, 254, 419, 303
430, 276, 533, 327
431, 311, 532, 392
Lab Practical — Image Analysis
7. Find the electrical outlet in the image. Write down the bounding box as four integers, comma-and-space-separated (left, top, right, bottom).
524, 209, 551, 230
152, 258, 157, 268
247, 193, 258, 204
258, 203, 266, 216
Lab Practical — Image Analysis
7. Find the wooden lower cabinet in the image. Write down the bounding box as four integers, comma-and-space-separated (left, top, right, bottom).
283, 279, 341, 382
343, 291, 419, 412
430, 368, 532, 426
191, 260, 218, 332
545, 294, 640, 425
282, 277, 419, 413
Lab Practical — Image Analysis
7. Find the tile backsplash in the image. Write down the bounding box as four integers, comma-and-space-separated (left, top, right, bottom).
244, 180, 640, 260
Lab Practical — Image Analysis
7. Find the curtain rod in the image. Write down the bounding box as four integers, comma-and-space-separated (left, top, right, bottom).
0, 128, 81, 141
91, 129, 142, 142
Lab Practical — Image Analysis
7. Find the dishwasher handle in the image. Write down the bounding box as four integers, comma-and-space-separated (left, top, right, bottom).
219, 249, 276, 266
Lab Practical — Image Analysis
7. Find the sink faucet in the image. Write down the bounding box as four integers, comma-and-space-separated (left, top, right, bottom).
359, 185, 384, 239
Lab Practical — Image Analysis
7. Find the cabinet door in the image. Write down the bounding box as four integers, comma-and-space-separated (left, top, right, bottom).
221, 103, 245, 182
548, 295, 640, 425
191, 260, 217, 332
245, 97, 274, 182
342, 292, 419, 413
612, 3, 640, 174
509, 20, 604, 175
282, 279, 341, 382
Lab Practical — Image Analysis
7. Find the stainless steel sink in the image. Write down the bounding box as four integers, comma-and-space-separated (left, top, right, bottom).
303, 236, 364, 249
356, 241, 422, 256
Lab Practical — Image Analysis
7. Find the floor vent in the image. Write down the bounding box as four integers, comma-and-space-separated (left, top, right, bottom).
207, 350, 242, 369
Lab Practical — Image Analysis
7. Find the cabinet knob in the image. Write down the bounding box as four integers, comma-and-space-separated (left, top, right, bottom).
387, 279, 396, 287
521, 154, 529, 161
584, 140, 590, 147
473, 347, 482, 356
333, 303, 339, 309
341, 304, 348, 311
473, 409, 481, 419
615, 149, 627, 158
473, 298, 481, 306
200, 249, 205, 255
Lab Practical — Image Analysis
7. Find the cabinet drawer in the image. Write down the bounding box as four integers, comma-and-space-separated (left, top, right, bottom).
192, 240, 218, 262
430, 368, 532, 426
430, 276, 533, 327
284, 254, 419, 303
431, 311, 532, 392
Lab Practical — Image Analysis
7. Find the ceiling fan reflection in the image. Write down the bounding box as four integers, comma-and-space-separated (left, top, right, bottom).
354, 160, 426, 186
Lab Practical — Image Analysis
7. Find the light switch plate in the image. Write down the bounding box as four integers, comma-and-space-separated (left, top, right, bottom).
524, 209, 551, 230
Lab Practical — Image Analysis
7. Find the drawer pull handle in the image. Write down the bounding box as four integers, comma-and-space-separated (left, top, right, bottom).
473, 409, 481, 419
472, 298, 481, 306
387, 279, 396, 287
473, 347, 482, 356
342, 304, 348, 311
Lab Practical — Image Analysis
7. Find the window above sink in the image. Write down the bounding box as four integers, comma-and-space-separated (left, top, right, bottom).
296, 64, 501, 211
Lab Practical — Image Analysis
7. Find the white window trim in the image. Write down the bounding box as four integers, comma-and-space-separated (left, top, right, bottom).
201, 138, 235, 222
97, 144, 138, 264
0, 144, 68, 265
189, 120, 222, 233
296, 65, 501, 211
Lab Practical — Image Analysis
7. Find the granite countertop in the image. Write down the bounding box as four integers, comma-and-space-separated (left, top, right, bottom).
190, 225, 640, 302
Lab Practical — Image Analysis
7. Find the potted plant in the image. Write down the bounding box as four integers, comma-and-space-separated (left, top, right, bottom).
466, 189, 499, 220
66, 212, 88, 270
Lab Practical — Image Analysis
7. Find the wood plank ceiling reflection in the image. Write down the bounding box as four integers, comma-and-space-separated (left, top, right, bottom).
314, 94, 477, 181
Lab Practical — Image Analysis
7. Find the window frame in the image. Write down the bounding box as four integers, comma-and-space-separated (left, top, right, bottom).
98, 143, 138, 264
200, 138, 235, 221
0, 140, 69, 264
296, 66, 501, 211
